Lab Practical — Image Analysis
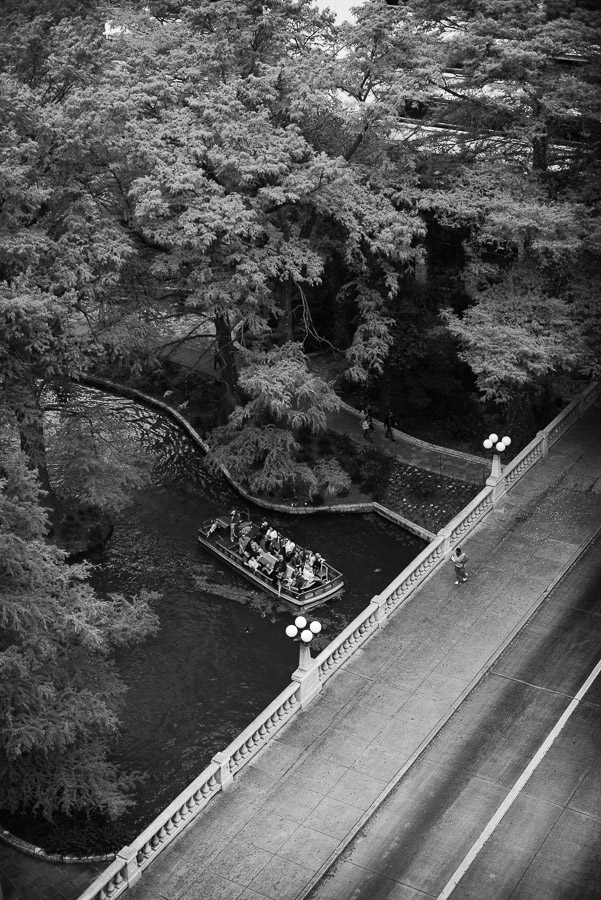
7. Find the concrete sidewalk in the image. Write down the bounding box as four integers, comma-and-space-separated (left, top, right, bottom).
325, 403, 488, 486
124, 404, 601, 900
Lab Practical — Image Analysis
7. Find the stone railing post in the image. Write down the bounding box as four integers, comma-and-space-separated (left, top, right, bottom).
438, 526, 452, 556
486, 467, 507, 505
211, 751, 233, 790
537, 431, 549, 458
369, 594, 388, 628
117, 845, 141, 888
292, 651, 321, 707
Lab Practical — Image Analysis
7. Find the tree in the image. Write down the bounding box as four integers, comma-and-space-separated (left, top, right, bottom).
208, 342, 351, 498
339, 0, 601, 424
0, 11, 159, 518
0, 421, 159, 821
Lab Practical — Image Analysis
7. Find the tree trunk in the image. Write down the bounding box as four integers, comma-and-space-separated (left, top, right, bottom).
214, 312, 239, 423
15, 383, 63, 522
532, 130, 548, 172
274, 281, 294, 343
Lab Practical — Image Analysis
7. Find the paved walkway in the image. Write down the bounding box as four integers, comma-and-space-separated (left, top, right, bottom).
325, 404, 488, 486
157, 339, 489, 486
118, 403, 601, 900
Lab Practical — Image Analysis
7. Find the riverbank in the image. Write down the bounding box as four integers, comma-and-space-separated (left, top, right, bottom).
82, 364, 486, 534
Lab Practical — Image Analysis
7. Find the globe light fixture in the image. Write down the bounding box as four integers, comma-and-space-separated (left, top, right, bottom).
483, 432, 512, 480
285, 617, 323, 670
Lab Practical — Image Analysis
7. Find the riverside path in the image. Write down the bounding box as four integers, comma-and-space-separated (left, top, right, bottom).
119, 401, 601, 900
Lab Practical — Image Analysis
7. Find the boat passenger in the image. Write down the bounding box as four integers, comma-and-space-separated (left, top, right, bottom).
313, 553, 325, 575
284, 538, 296, 560
271, 554, 287, 586
246, 539, 261, 561
207, 520, 218, 536
294, 569, 306, 591
230, 508, 240, 543
264, 526, 278, 551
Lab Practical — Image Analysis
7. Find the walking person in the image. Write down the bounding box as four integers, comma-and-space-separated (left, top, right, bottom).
361, 416, 372, 441
451, 546, 468, 584
384, 411, 396, 441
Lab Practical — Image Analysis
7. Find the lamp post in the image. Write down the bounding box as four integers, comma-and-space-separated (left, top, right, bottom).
286, 616, 322, 671
483, 432, 512, 479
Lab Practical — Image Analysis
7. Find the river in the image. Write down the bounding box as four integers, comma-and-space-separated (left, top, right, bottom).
66, 389, 425, 833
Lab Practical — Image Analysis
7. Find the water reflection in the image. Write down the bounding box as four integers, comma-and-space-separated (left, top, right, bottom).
58, 388, 425, 832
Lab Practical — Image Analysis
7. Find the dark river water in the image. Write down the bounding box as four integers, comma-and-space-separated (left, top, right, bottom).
71, 390, 425, 833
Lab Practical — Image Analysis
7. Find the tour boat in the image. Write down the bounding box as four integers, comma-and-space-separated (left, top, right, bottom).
197, 511, 344, 610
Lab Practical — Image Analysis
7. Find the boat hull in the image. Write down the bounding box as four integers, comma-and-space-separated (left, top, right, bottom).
197, 520, 344, 611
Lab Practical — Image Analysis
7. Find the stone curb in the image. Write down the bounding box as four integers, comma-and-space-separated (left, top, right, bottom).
297, 519, 601, 899
76, 374, 435, 539
0, 828, 115, 865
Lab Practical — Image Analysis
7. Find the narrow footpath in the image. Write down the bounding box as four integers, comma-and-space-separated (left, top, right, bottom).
119, 403, 601, 900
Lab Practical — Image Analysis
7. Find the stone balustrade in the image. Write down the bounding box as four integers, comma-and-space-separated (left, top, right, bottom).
77, 683, 301, 900
315, 604, 379, 682
75, 379, 599, 900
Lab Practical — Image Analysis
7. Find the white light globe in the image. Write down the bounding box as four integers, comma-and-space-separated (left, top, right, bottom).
483, 439, 493, 450
301, 629, 313, 642
309, 621, 322, 634
489, 433, 498, 443
502, 436, 511, 446
496, 441, 505, 452
295, 616, 307, 629
286, 625, 298, 638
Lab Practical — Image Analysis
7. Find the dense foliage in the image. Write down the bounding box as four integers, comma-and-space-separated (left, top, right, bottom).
0, 0, 599, 823
0, 427, 158, 820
